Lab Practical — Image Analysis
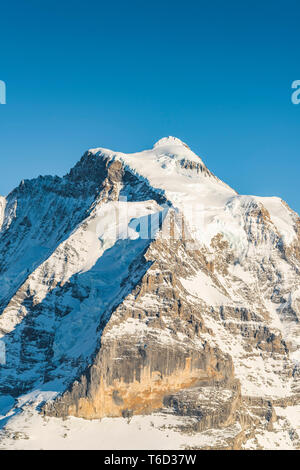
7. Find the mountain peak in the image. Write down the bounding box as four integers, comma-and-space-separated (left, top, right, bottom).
153, 136, 190, 149
1, 137, 300, 450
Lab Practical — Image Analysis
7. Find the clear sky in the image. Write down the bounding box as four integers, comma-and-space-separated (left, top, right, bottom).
0, 0, 300, 213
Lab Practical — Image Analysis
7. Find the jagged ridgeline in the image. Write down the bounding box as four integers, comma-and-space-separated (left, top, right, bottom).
0, 137, 299, 449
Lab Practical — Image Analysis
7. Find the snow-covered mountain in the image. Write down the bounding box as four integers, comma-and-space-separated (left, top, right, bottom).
0, 137, 299, 449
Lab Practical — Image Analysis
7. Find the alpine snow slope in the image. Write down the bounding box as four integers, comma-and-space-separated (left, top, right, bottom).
0, 137, 299, 449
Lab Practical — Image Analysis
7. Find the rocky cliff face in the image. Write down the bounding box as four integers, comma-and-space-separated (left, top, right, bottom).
0, 137, 299, 449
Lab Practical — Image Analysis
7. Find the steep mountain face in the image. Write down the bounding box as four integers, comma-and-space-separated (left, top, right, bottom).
0, 137, 299, 449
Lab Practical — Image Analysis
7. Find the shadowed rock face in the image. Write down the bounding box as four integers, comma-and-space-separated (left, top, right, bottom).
1, 138, 300, 449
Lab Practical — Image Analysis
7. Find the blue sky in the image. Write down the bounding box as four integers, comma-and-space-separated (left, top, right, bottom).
0, 0, 300, 213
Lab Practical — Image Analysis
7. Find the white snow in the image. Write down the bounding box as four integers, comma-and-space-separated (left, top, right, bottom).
0, 399, 241, 450
0, 196, 6, 231
180, 271, 231, 306
244, 405, 300, 450
255, 196, 297, 245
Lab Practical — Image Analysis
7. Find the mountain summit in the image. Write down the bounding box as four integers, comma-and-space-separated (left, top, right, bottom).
0, 139, 299, 449
153, 136, 190, 148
